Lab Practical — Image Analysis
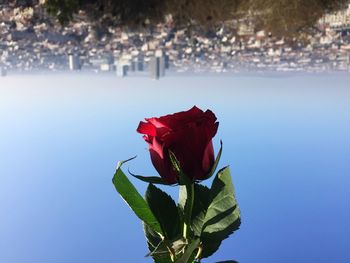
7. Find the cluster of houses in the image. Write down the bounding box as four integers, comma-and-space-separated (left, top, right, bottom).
1, 2, 350, 76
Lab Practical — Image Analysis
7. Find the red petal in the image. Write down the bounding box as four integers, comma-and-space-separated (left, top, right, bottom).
146, 117, 170, 129
202, 141, 215, 174
153, 106, 204, 130
149, 137, 164, 159
136, 121, 156, 136
149, 148, 177, 184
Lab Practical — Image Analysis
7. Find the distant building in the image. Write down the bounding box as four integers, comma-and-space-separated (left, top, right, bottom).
321, 4, 350, 28
0, 67, 6, 77
159, 56, 165, 77
68, 54, 81, 70
164, 55, 170, 69
237, 22, 255, 36
116, 62, 128, 77
130, 60, 136, 72
137, 56, 144, 71
90, 56, 114, 69
149, 57, 160, 79
155, 49, 163, 58
100, 63, 113, 71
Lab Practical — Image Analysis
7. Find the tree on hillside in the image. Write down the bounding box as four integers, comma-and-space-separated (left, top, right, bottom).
44, 0, 349, 34
243, 0, 349, 35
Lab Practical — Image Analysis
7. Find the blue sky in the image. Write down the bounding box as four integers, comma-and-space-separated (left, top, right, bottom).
0, 73, 349, 262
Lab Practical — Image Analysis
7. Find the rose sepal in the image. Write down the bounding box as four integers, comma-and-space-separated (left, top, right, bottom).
128, 169, 170, 185
169, 151, 192, 185
202, 140, 223, 181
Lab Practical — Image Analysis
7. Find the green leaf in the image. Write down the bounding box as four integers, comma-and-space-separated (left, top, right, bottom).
144, 223, 162, 252
112, 158, 163, 235
190, 184, 212, 236
144, 224, 188, 263
175, 238, 200, 263
146, 184, 182, 240
153, 256, 173, 263
147, 237, 187, 257
144, 224, 173, 263
147, 240, 170, 257
203, 166, 241, 236
201, 166, 241, 258
203, 140, 223, 180
170, 238, 188, 254
198, 237, 222, 259
146, 240, 169, 257
179, 184, 211, 237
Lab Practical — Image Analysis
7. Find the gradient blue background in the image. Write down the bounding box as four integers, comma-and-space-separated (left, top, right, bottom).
0, 73, 349, 262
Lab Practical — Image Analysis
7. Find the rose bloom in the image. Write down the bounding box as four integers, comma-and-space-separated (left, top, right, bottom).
137, 106, 218, 184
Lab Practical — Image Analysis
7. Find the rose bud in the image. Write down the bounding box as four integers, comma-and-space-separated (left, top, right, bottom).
137, 106, 219, 184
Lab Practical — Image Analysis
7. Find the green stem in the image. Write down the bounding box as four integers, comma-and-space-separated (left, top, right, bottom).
183, 183, 195, 240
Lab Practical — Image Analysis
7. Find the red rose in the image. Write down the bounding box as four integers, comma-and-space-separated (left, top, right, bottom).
137, 106, 219, 184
